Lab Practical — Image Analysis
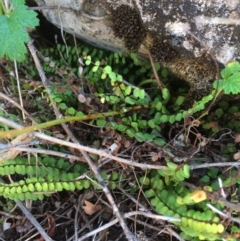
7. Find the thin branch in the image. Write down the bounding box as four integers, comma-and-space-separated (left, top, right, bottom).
15, 201, 53, 241
190, 162, 240, 170
8, 147, 87, 163
147, 49, 164, 90
207, 204, 240, 224
14, 60, 25, 120
77, 211, 180, 241
35, 132, 168, 170
0, 92, 36, 123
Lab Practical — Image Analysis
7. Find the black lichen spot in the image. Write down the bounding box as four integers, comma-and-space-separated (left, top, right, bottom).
149, 37, 176, 62
110, 4, 147, 52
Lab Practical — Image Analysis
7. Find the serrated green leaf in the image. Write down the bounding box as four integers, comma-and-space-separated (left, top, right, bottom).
0, 3, 39, 62
221, 61, 240, 79
224, 72, 240, 94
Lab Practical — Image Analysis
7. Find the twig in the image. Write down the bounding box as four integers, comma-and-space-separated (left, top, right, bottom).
14, 57, 25, 120
15, 201, 53, 241
0, 92, 36, 123
190, 162, 240, 170
207, 204, 240, 224
35, 132, 168, 170
147, 49, 164, 90
8, 147, 87, 163
77, 211, 180, 241
0, 210, 24, 219
118, 186, 150, 213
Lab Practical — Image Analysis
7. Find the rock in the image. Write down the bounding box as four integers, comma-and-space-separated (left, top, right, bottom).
33, 0, 240, 103
34, 0, 240, 64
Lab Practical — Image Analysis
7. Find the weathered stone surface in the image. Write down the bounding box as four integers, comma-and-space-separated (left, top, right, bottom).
134, 0, 240, 65
34, 0, 240, 65
34, 0, 127, 52
34, 0, 240, 103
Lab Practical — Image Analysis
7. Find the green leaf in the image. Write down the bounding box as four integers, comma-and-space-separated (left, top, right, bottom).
131, 122, 138, 131
160, 115, 169, 123
54, 97, 62, 103
153, 138, 166, 146
175, 96, 185, 106
116, 124, 127, 132
58, 103, 67, 110
104, 65, 112, 74
125, 96, 136, 105
92, 66, 98, 72
76, 111, 85, 117
228, 106, 238, 113
161, 68, 168, 78
162, 88, 170, 100
223, 72, 240, 94
215, 108, 224, 118
116, 74, 123, 81
126, 129, 134, 138
124, 86, 132, 95
200, 175, 210, 183
0, 3, 39, 61
109, 71, 117, 81
175, 113, 183, 121
101, 72, 107, 79
148, 119, 155, 128
139, 177, 150, 185
135, 132, 145, 142
96, 119, 107, 127
67, 107, 76, 115
221, 61, 240, 79
169, 115, 176, 124
155, 102, 162, 111
133, 88, 140, 98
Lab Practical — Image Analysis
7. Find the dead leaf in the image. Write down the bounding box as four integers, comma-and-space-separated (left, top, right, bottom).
234, 151, 240, 160
78, 94, 86, 103
109, 142, 121, 154
82, 200, 102, 215
0, 134, 32, 162
234, 133, 240, 143
151, 152, 161, 162
39, 214, 56, 241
